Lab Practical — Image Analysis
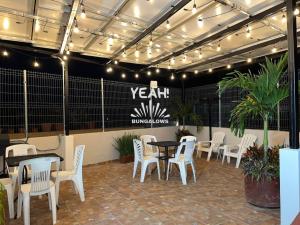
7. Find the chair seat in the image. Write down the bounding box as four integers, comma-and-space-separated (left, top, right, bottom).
20, 180, 55, 194
51, 170, 75, 179
0, 178, 12, 186
169, 154, 187, 163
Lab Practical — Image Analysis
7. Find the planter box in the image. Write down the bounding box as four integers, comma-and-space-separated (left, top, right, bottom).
119, 155, 134, 163
244, 175, 280, 208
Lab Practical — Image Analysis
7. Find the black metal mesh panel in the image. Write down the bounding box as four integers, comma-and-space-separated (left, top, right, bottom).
27, 71, 63, 133
0, 68, 24, 134
69, 76, 102, 131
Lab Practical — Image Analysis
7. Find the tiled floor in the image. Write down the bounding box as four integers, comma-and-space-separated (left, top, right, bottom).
7, 158, 279, 225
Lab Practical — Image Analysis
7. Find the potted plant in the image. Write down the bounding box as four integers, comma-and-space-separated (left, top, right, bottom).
218, 53, 288, 208
170, 97, 203, 141
113, 133, 139, 163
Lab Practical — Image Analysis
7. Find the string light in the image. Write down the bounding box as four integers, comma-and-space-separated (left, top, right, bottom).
246, 25, 251, 38
134, 47, 140, 58
192, 0, 197, 14
227, 35, 232, 40
281, 14, 287, 24
194, 70, 199, 74
294, 8, 300, 16
107, 37, 113, 46
272, 47, 278, 53
122, 50, 127, 58
149, 35, 153, 46
66, 50, 70, 55
73, 18, 79, 33
2, 50, 8, 56
121, 73, 126, 79
106, 66, 113, 73
166, 20, 171, 29
156, 67, 160, 74
168, 64, 171, 70
35, 19, 40, 32
182, 54, 187, 62
80, 2, 86, 19
69, 40, 74, 48
182, 74, 187, 79
33, 59, 39, 68
147, 71, 152, 76
171, 58, 175, 65
63, 55, 68, 60
217, 43, 221, 52
227, 64, 231, 69
199, 51, 203, 59
3, 17, 9, 30
247, 58, 252, 63
114, 60, 118, 65
170, 73, 175, 80
135, 73, 139, 79
208, 68, 213, 73
197, 18, 204, 28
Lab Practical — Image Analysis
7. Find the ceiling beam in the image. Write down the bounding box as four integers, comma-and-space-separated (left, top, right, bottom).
150, 1, 286, 66
59, 0, 80, 54
30, 0, 38, 41
177, 32, 299, 71
83, 0, 130, 51
107, 0, 192, 64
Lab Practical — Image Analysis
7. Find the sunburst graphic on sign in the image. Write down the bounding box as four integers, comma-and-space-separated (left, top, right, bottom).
130, 102, 170, 119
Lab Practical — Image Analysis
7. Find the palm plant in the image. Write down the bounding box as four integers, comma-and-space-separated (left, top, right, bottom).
218, 53, 288, 160
170, 97, 202, 131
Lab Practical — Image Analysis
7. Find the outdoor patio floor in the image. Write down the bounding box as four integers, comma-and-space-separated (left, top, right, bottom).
7, 157, 280, 225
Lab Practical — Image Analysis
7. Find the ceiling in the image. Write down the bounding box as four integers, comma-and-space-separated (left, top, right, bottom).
0, 0, 298, 75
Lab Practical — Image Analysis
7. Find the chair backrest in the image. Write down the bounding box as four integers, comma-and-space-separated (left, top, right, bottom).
140, 135, 158, 154
212, 132, 225, 144
133, 139, 144, 161
180, 136, 196, 142
18, 157, 60, 195
239, 134, 257, 154
6, 144, 37, 158
73, 145, 85, 175
174, 141, 195, 161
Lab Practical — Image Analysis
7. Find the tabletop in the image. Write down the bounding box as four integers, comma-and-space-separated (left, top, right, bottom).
147, 141, 180, 148
6, 153, 64, 167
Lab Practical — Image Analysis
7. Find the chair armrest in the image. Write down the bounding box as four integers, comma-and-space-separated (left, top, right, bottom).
197, 140, 212, 145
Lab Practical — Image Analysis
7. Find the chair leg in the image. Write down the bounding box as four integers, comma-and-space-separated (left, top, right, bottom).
166, 162, 170, 181
236, 156, 241, 168
227, 156, 230, 164
197, 150, 202, 159
140, 162, 148, 183
50, 186, 57, 224
74, 176, 85, 202
207, 149, 212, 161
191, 161, 196, 183
48, 192, 52, 211
133, 160, 138, 178
222, 152, 225, 164
17, 192, 22, 218
55, 180, 60, 204
6, 184, 14, 219
11, 175, 17, 196
179, 163, 187, 185
156, 161, 160, 180
23, 194, 30, 225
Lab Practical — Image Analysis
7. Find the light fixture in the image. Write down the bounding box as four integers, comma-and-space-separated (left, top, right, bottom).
73, 18, 79, 33
106, 66, 113, 73
121, 21, 128, 27
149, 35, 153, 46
199, 51, 203, 59
2, 50, 8, 56
69, 40, 74, 48
216, 6, 222, 15
182, 74, 187, 79
246, 27, 251, 38
33, 60, 39, 68
166, 20, 171, 29
107, 37, 113, 46
217, 43, 221, 52
171, 58, 175, 65
3, 17, 9, 30
156, 67, 160, 74
121, 73, 126, 79
168, 64, 171, 70
294, 8, 300, 16
135, 73, 139, 79
247, 58, 252, 63
122, 50, 127, 58
35, 19, 40, 32
197, 18, 204, 28
182, 54, 187, 62
208, 68, 213, 73
114, 60, 118, 65
192, 0, 197, 14
281, 14, 287, 24
156, 48, 161, 53
66, 50, 70, 55
272, 47, 278, 53
147, 71, 152, 76
227, 35, 232, 40
170, 74, 175, 80
63, 55, 68, 60
134, 48, 140, 58
227, 64, 231, 69
194, 70, 199, 74
80, 2, 86, 19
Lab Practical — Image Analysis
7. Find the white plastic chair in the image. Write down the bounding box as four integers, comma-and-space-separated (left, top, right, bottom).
167, 141, 196, 185
132, 139, 160, 182
140, 135, 160, 156
6, 144, 37, 195
180, 136, 196, 142
17, 157, 60, 225
51, 145, 85, 204
0, 178, 14, 219
222, 134, 257, 168
197, 132, 225, 161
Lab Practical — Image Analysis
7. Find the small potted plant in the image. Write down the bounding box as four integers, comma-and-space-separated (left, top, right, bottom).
113, 133, 139, 163
218, 53, 288, 208
170, 97, 202, 141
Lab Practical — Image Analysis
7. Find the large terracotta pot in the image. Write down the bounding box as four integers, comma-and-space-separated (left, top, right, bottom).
119, 155, 134, 163
244, 175, 280, 208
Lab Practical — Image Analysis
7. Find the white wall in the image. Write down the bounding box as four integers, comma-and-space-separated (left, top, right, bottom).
186, 126, 288, 147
